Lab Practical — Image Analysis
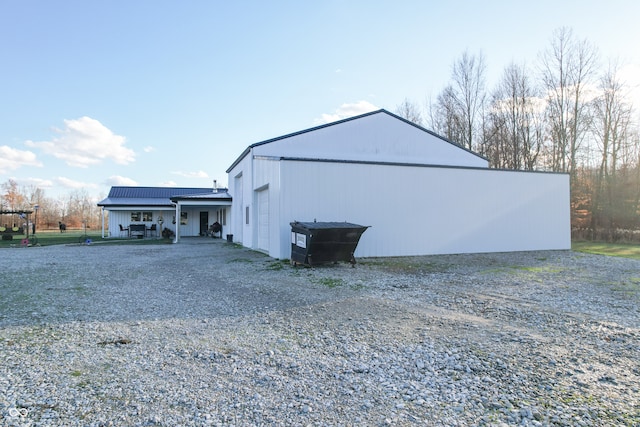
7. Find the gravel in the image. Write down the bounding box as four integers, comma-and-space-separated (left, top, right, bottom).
0, 239, 638, 426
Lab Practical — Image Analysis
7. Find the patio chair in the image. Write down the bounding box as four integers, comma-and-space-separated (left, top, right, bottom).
119, 224, 129, 237
147, 224, 157, 237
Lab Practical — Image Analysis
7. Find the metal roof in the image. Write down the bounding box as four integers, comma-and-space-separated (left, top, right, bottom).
106, 186, 217, 198
97, 186, 229, 207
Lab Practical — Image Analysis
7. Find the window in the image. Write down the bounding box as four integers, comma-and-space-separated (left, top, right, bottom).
131, 211, 153, 222
180, 212, 188, 225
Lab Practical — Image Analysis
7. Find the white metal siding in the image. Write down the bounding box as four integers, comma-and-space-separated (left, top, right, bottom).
108, 211, 132, 237
276, 160, 570, 259
104, 209, 175, 238
253, 112, 488, 168
177, 207, 204, 237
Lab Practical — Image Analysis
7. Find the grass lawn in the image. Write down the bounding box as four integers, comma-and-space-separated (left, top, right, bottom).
3, 231, 639, 259
0, 230, 171, 248
572, 241, 640, 260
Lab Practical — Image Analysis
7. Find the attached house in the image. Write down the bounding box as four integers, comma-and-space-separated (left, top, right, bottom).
97, 186, 232, 239
225, 109, 570, 259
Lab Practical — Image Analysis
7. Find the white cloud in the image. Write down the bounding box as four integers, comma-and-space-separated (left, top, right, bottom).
0, 145, 41, 173
143, 146, 155, 153
104, 175, 139, 187
315, 101, 379, 124
171, 170, 209, 178
159, 181, 178, 187
18, 177, 54, 189
25, 116, 135, 168
55, 176, 98, 189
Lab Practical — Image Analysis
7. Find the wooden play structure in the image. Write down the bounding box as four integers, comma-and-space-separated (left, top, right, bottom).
0, 210, 33, 240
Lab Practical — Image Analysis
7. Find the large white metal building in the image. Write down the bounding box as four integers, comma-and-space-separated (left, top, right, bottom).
225, 109, 570, 259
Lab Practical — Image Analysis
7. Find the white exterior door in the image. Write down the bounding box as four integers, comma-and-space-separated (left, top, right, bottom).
257, 188, 269, 252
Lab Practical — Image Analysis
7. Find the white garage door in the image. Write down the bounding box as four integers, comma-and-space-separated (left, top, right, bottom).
257, 188, 269, 252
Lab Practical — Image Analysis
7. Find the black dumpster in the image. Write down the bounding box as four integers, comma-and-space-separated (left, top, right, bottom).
290, 221, 369, 266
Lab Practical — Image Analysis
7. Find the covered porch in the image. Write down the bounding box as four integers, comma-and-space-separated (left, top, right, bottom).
170, 191, 232, 243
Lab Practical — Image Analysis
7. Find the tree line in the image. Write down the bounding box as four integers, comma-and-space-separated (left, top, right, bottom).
0, 179, 103, 232
396, 27, 640, 242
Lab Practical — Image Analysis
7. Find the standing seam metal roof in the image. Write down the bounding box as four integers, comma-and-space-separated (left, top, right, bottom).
106, 187, 217, 198
97, 187, 230, 207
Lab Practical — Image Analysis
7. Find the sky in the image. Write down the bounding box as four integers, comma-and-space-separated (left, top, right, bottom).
1, 0, 639, 201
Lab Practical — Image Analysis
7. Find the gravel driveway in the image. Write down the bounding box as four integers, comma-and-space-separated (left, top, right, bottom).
0, 239, 638, 426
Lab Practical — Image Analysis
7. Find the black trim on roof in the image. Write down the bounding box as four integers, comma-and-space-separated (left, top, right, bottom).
225, 109, 488, 173
274, 156, 569, 176
96, 202, 177, 208
170, 194, 232, 202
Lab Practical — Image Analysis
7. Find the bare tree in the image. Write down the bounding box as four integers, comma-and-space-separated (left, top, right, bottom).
453, 51, 487, 150
65, 190, 93, 229
540, 27, 598, 176
0, 179, 106, 231
1, 179, 26, 211
429, 85, 464, 144
429, 51, 487, 151
589, 62, 634, 238
395, 98, 424, 126
483, 63, 544, 170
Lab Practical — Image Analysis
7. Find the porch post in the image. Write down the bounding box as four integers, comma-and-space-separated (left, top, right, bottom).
173, 202, 180, 243
101, 207, 105, 238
